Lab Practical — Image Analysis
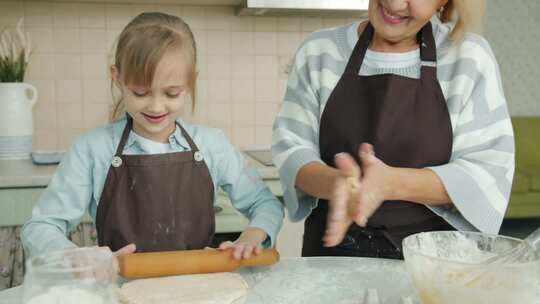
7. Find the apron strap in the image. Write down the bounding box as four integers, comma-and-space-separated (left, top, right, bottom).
114, 116, 203, 157
344, 22, 374, 76
419, 22, 439, 79
114, 116, 133, 157
177, 123, 201, 153
344, 21, 438, 77
419, 21, 437, 63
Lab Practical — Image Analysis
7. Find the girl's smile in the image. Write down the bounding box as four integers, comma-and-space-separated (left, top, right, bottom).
112, 47, 189, 143
142, 112, 169, 124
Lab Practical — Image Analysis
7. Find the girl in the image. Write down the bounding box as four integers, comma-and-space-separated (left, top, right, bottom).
22, 12, 283, 261
273, 0, 514, 258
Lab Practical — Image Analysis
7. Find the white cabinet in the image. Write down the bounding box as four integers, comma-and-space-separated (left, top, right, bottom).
276, 217, 304, 257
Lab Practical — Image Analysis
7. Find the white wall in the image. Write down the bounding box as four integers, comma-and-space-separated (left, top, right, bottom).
485, 0, 540, 116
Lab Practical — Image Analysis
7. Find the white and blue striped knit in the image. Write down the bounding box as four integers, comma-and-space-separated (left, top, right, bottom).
272, 18, 514, 234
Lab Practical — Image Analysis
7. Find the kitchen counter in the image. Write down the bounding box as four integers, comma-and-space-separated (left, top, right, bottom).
0, 257, 418, 304
0, 159, 58, 189
241, 257, 417, 303
4, 256, 540, 304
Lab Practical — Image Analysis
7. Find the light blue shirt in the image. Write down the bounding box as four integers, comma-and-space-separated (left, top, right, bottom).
22, 117, 284, 257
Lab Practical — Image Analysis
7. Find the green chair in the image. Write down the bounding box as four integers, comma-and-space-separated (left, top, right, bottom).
506, 117, 540, 218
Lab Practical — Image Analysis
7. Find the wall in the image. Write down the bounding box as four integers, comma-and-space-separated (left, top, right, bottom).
484, 0, 540, 116
0, 1, 361, 151
0, 1, 536, 151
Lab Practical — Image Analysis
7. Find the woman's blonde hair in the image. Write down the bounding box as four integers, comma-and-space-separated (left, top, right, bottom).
110, 12, 197, 122
440, 0, 486, 41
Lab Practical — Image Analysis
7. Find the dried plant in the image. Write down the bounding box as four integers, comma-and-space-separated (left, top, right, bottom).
0, 18, 32, 82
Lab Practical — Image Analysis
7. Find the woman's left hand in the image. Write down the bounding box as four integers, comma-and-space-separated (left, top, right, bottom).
218, 227, 268, 260
349, 143, 394, 226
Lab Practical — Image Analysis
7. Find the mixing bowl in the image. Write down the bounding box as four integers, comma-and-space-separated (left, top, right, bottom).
403, 231, 540, 304
22, 247, 119, 304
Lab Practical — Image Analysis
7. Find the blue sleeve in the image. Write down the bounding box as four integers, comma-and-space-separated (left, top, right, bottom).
214, 131, 284, 248
21, 134, 94, 257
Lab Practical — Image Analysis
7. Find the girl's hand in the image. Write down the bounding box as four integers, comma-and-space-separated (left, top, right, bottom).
101, 243, 136, 274
218, 227, 267, 260
66, 244, 136, 281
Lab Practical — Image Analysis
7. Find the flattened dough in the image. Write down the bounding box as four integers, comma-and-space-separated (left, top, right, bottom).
119, 272, 248, 304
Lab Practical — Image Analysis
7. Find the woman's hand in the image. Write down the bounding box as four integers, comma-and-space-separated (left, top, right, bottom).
324, 143, 394, 247
218, 227, 268, 260
323, 152, 359, 247
349, 143, 393, 226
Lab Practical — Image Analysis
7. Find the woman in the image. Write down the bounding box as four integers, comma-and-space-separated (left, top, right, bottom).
272, 0, 513, 258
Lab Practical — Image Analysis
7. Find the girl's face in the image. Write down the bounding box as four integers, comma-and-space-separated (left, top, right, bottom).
117, 49, 189, 143
368, 0, 447, 50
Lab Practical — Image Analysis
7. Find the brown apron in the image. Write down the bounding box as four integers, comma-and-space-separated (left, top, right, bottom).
302, 22, 454, 259
96, 117, 215, 252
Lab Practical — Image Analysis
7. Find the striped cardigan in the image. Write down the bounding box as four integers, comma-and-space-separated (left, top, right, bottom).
272, 18, 514, 234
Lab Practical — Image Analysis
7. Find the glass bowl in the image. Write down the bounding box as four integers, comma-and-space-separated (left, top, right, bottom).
403, 231, 540, 304
22, 247, 119, 304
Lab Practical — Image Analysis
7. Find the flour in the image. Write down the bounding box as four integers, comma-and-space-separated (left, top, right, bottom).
26, 286, 108, 304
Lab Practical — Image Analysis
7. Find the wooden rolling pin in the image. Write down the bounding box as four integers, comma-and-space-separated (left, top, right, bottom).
118, 248, 280, 278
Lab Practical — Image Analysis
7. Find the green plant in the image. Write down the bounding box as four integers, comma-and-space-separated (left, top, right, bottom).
0, 18, 31, 83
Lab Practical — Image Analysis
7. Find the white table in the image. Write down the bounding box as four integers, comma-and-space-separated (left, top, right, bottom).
0, 257, 417, 304
240, 257, 417, 304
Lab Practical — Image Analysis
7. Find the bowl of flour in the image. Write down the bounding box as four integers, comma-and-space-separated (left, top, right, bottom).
403, 231, 540, 304
22, 247, 119, 304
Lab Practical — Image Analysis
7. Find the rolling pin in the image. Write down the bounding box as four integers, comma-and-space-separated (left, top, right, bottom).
118, 248, 280, 278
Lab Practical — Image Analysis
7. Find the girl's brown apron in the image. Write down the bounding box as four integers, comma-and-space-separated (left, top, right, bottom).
302, 22, 454, 259
96, 117, 215, 252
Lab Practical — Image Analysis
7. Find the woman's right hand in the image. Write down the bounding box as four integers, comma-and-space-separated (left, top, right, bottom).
323, 153, 362, 247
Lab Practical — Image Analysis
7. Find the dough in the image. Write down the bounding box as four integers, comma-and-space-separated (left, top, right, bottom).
119, 272, 248, 304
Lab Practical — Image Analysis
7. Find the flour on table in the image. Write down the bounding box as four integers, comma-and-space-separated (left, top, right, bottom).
119, 272, 248, 304
26, 286, 107, 304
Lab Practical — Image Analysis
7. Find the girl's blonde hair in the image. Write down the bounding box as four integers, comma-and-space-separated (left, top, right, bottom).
440, 0, 486, 41
110, 12, 197, 122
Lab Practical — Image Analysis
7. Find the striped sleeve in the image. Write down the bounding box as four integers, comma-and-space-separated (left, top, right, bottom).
428, 34, 515, 234
271, 36, 334, 222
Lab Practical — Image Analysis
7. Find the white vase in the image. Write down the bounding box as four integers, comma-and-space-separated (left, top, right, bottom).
0, 83, 38, 160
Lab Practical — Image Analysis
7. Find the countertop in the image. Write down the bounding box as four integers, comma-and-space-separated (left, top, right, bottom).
0, 153, 280, 189
0, 159, 58, 189
0, 257, 419, 304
